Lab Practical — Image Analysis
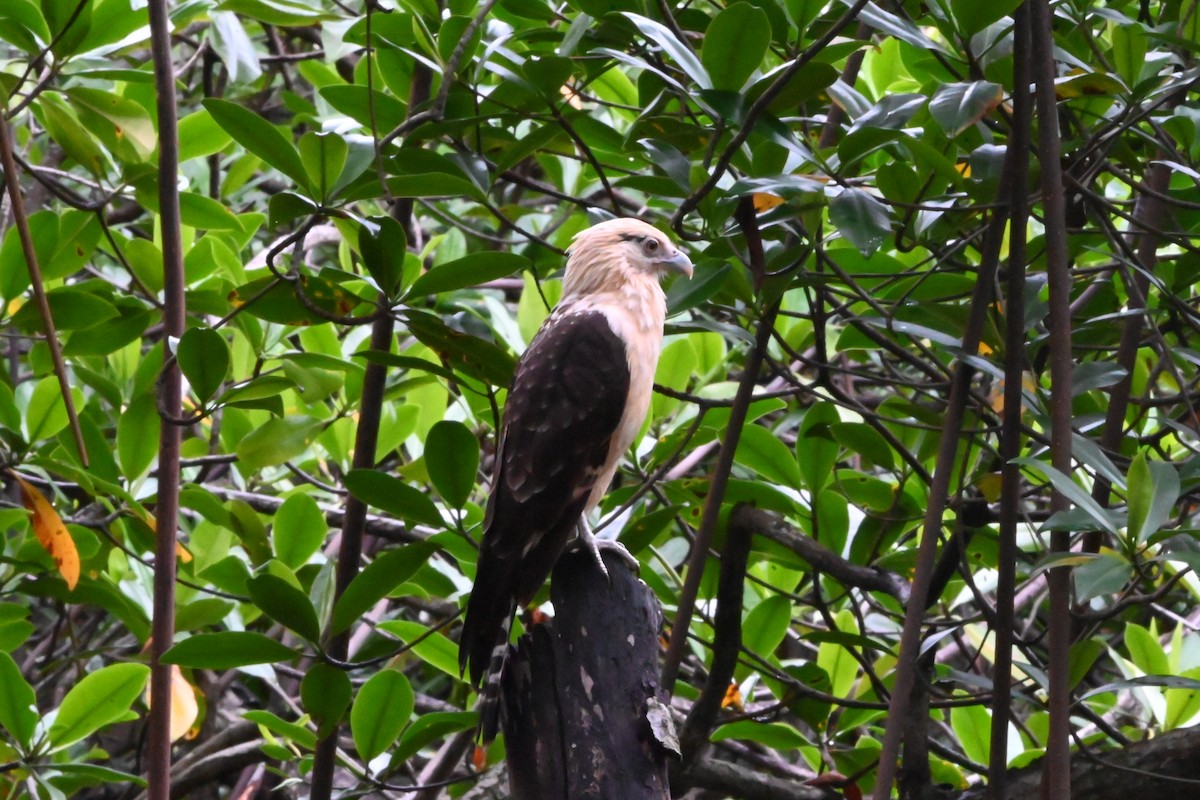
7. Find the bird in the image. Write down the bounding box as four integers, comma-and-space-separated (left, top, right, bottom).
458, 217, 692, 739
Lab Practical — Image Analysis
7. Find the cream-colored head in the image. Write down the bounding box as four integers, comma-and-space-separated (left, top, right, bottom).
561, 218, 692, 298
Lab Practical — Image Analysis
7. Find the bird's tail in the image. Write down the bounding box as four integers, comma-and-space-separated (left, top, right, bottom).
459, 549, 517, 742
476, 614, 512, 743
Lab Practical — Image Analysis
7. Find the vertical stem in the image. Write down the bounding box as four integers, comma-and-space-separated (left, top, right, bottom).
0, 119, 88, 467
146, 0, 185, 796
989, 8, 1032, 796
1028, 0, 1075, 796
309, 311, 395, 800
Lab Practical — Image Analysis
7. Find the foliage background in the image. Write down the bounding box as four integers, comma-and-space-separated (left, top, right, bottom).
2, 0, 1200, 798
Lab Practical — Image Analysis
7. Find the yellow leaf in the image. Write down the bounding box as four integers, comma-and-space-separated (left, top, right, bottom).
134, 510, 192, 563
976, 473, 1003, 503
12, 473, 80, 589
145, 665, 200, 742
977, 340, 993, 356
753, 192, 785, 212
559, 83, 583, 110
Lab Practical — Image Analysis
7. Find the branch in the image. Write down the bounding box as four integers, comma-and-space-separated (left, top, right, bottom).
733, 506, 910, 602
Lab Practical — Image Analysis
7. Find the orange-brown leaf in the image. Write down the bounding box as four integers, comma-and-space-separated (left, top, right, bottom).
753, 192, 785, 212
13, 474, 80, 589
720, 682, 743, 711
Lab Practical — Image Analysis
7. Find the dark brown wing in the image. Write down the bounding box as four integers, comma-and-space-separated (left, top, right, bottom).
459, 309, 630, 688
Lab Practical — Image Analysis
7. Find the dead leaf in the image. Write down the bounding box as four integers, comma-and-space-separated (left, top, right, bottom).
145, 664, 199, 742
12, 473, 80, 589
720, 682, 743, 711
753, 192, 785, 212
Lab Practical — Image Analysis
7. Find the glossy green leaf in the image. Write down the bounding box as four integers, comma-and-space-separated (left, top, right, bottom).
247, 573, 321, 642
0, 603, 34, 652
424, 420, 479, 509
1127, 452, 1180, 544
950, 704, 991, 766
178, 108, 232, 162
161, 631, 300, 669
1074, 552, 1133, 602
351, 668, 414, 763
0, 651, 38, 749
1012, 458, 1119, 534
928, 81, 1003, 137
742, 595, 793, 660
358, 216, 409, 298
301, 663, 352, 739
117, 393, 161, 480
272, 493, 328, 569
1124, 622, 1170, 676
0, 0, 51, 54
375, 620, 460, 678
701, 3, 770, 92
329, 541, 439, 636
829, 188, 892, 257
343, 470, 444, 528
235, 416, 323, 470
710, 720, 808, 749
393, 711, 477, 764
48, 663, 150, 748
177, 327, 231, 403
203, 98, 309, 187
734, 424, 803, 489
797, 403, 840, 492
407, 252, 529, 297
298, 131, 347, 201
950, 0, 1022, 35
623, 13, 710, 90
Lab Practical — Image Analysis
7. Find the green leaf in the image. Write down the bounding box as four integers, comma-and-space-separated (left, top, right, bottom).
247, 573, 321, 642
1124, 621, 1169, 675
928, 81, 1003, 137
344, 470, 444, 528
375, 620, 460, 678
351, 668, 414, 763
178, 108, 233, 162
117, 393, 161, 480
830, 422, 895, 471
0, 0, 51, 54
0, 651, 38, 749
424, 420, 479, 509
177, 327, 230, 403
393, 711, 477, 764
243, 709, 317, 749
950, 0, 1022, 35
301, 663, 352, 739
1012, 458, 1119, 534
298, 131, 347, 201
272, 493, 328, 569
829, 188, 892, 257
742, 595, 793, 659
1074, 552, 1133, 602
235, 416, 323, 470
48, 663, 150, 748
404, 310, 517, 387
734, 425, 803, 489
42, 0, 91, 57
710, 720, 808, 749
36, 93, 105, 176
407, 252, 529, 297
701, 3, 770, 92
798, 402, 840, 492
10, 286, 119, 332
161, 631, 300, 670
203, 98, 309, 188
950, 704, 991, 766
1126, 452, 1180, 544
329, 542, 439, 636
358, 216, 409, 298
25, 374, 78, 442
66, 87, 157, 161
0, 602, 34, 651
623, 13, 711, 90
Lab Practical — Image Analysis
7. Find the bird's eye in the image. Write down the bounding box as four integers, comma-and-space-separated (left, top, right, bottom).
643, 238, 660, 254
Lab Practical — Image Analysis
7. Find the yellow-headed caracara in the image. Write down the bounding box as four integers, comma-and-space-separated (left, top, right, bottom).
458, 218, 692, 735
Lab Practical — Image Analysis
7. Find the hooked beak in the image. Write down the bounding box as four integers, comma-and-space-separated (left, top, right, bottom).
661, 249, 694, 279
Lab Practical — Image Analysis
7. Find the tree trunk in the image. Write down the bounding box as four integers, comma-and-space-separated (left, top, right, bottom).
501, 547, 675, 800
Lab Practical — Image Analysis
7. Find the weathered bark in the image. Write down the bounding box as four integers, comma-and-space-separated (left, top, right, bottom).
962, 725, 1200, 800
501, 547, 674, 800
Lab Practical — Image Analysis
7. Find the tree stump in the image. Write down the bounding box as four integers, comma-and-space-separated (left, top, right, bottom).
501, 547, 675, 800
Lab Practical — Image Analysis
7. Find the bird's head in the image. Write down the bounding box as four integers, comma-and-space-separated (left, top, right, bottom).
563, 218, 693, 297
